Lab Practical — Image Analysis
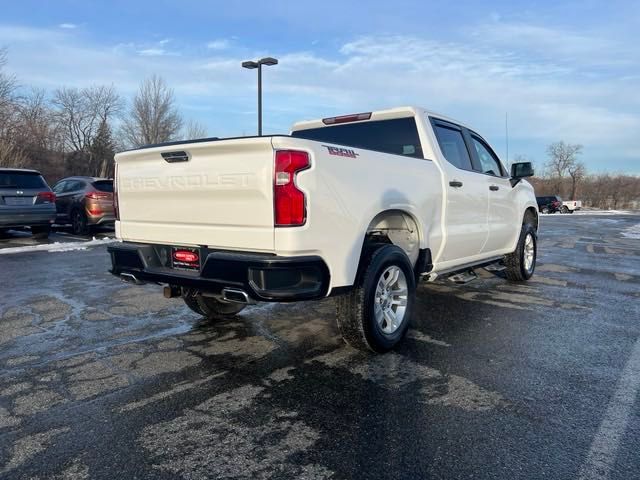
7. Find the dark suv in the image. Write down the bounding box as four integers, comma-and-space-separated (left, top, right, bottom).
536, 195, 562, 214
52, 176, 114, 235
0, 168, 57, 238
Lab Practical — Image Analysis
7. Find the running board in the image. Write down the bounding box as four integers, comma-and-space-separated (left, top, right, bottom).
447, 270, 478, 284
420, 255, 505, 283
483, 262, 506, 272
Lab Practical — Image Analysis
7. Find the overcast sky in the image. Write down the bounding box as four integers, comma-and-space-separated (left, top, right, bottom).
1, 0, 638, 172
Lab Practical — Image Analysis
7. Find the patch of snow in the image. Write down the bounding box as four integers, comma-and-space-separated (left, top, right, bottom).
0, 237, 118, 255
621, 224, 640, 240
542, 210, 634, 216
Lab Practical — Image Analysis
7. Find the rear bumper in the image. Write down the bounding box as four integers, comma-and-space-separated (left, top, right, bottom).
88, 213, 115, 226
108, 242, 330, 302
0, 207, 56, 228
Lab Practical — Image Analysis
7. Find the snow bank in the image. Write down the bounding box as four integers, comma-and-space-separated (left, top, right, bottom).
0, 237, 119, 255
542, 210, 634, 216
621, 224, 640, 240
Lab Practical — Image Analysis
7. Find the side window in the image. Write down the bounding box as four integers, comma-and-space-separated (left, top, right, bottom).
66, 180, 84, 192
433, 124, 473, 170
52, 181, 67, 194
471, 136, 504, 176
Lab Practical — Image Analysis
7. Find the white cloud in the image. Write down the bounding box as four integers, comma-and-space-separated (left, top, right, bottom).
58, 23, 77, 29
469, 20, 638, 69
137, 48, 167, 57
206, 39, 230, 50
0, 22, 638, 171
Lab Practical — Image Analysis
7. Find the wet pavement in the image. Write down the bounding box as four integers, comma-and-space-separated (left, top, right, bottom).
0, 214, 639, 479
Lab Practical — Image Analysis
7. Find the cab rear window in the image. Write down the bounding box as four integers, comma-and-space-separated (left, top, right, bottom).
291, 117, 424, 159
0, 171, 47, 189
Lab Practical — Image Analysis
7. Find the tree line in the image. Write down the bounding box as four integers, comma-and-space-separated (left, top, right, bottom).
0, 46, 207, 182
523, 141, 639, 210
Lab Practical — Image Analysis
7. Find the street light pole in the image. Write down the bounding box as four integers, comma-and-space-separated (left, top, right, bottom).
242, 57, 278, 136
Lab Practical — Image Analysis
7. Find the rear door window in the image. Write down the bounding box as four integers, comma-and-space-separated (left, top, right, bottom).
93, 180, 113, 193
432, 124, 473, 170
291, 117, 424, 158
0, 171, 47, 189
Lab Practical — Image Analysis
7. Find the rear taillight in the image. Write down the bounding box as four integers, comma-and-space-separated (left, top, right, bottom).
87, 206, 104, 215
85, 191, 111, 200
36, 191, 56, 204
274, 150, 310, 226
114, 163, 119, 221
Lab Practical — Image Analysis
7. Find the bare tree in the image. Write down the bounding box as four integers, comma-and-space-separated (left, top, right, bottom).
0, 141, 28, 168
0, 47, 16, 110
15, 88, 59, 152
0, 47, 18, 142
567, 161, 586, 201
183, 119, 208, 140
53, 85, 122, 153
120, 75, 183, 147
53, 87, 92, 152
545, 141, 583, 196
86, 85, 124, 124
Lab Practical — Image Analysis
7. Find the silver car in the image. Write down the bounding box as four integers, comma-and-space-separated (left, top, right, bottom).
0, 168, 57, 238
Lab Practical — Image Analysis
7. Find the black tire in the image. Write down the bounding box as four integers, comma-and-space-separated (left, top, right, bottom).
31, 226, 51, 239
336, 244, 415, 353
71, 209, 89, 236
504, 222, 537, 281
182, 290, 245, 319
182, 293, 207, 316
561, 205, 569, 214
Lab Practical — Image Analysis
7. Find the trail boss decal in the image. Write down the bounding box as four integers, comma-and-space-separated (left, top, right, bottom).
322, 145, 359, 158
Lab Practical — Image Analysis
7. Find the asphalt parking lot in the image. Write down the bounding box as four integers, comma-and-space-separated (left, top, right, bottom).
0, 214, 639, 480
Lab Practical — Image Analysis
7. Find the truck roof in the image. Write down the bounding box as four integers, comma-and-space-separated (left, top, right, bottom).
290, 106, 472, 133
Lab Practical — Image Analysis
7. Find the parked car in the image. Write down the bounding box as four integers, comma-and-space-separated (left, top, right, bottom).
52, 176, 114, 235
561, 200, 582, 213
109, 106, 538, 353
0, 168, 56, 238
536, 195, 562, 214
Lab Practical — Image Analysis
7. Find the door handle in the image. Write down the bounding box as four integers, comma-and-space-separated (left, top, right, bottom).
449, 181, 463, 188
489, 185, 499, 191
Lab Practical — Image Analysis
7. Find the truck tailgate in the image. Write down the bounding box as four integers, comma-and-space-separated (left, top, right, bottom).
115, 137, 275, 251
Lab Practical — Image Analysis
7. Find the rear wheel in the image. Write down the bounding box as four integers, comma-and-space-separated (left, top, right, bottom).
182, 290, 245, 319
504, 222, 537, 281
336, 244, 415, 353
541, 206, 549, 214
71, 209, 89, 236
561, 205, 569, 214
31, 226, 51, 239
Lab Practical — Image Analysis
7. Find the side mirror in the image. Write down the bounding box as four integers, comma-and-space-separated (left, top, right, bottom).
510, 162, 534, 186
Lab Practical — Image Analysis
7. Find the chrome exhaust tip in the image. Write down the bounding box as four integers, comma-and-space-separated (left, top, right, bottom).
120, 273, 145, 285
221, 288, 251, 304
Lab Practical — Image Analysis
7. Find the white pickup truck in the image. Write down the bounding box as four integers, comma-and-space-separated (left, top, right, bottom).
562, 200, 582, 213
109, 106, 538, 352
